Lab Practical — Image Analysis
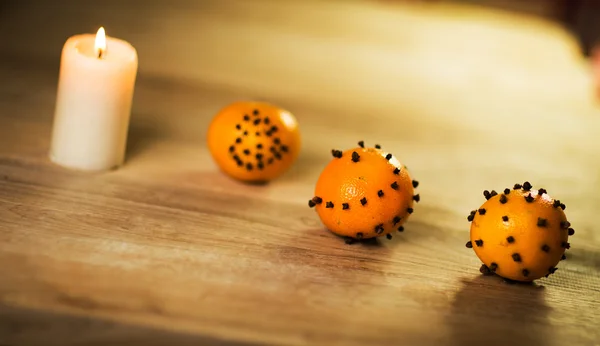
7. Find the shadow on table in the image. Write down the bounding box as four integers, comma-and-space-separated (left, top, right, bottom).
125, 116, 165, 162
446, 275, 552, 346
0, 303, 258, 346
567, 246, 600, 271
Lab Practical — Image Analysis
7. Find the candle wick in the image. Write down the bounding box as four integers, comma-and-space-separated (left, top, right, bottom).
97, 49, 104, 59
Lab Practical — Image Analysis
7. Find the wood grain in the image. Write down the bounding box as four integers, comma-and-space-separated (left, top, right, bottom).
0, 0, 599, 345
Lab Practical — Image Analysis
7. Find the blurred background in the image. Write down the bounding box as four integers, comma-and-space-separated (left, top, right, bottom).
2, 0, 599, 209
1, 0, 598, 144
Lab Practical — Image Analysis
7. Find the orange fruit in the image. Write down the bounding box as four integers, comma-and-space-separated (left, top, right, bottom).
207, 101, 301, 183
466, 182, 574, 282
309, 141, 419, 242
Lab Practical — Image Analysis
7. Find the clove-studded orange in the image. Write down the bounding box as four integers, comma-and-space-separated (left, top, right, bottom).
466, 182, 574, 282
207, 101, 301, 183
309, 141, 419, 242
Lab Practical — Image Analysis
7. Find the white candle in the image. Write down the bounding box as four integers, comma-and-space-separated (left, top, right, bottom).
50, 27, 138, 171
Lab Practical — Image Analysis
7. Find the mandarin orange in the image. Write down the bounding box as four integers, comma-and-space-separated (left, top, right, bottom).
207, 101, 301, 183
309, 141, 419, 242
466, 182, 574, 282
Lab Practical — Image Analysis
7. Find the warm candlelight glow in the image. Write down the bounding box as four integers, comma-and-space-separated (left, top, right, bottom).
51, 27, 138, 171
95, 27, 106, 58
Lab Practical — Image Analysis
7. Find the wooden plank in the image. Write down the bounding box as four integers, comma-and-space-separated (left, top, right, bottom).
0, 0, 598, 345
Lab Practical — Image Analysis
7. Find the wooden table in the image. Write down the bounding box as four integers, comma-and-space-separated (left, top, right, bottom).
1, 1, 599, 345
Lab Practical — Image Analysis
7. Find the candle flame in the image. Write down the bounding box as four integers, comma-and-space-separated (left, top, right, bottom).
95, 27, 106, 58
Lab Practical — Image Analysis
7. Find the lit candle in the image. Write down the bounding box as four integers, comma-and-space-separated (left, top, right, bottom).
49, 27, 138, 171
